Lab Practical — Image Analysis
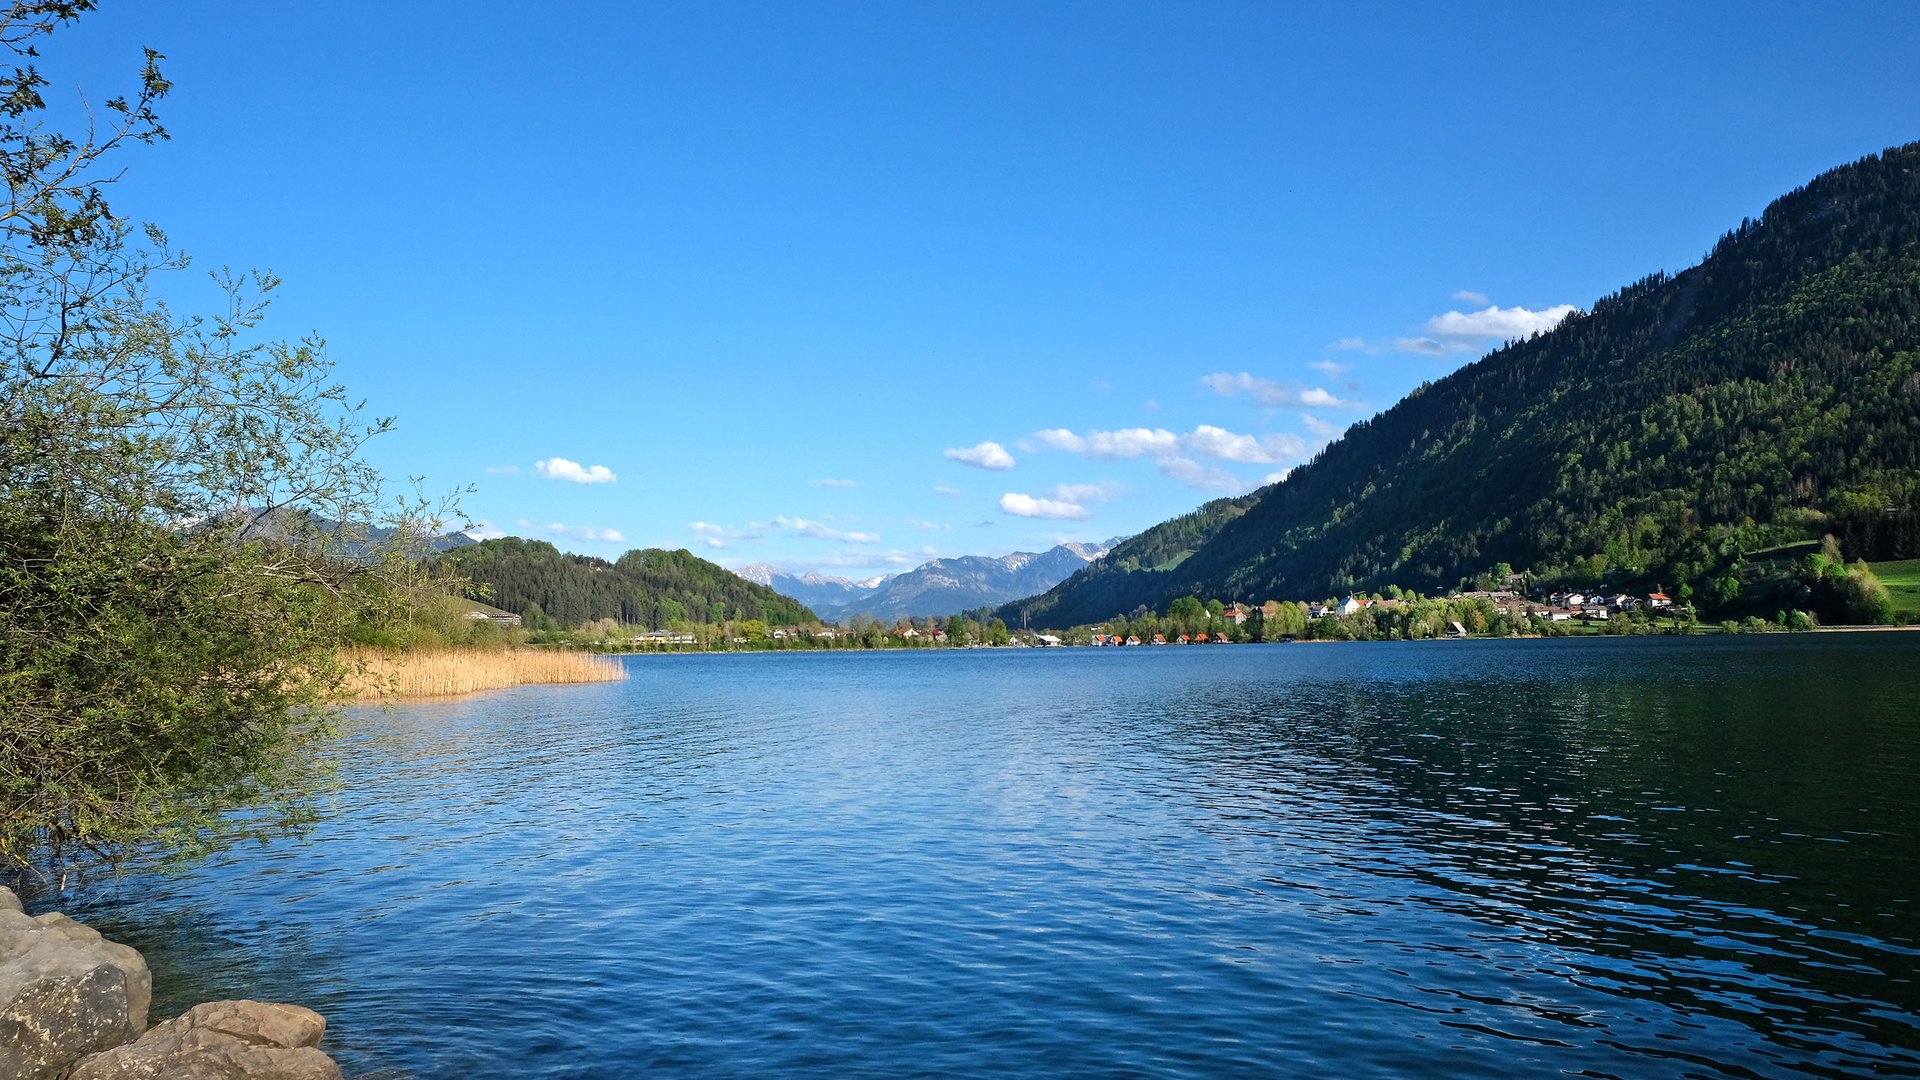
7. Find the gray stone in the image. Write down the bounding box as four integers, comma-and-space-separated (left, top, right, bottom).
68, 999, 342, 1080
0, 886, 152, 1080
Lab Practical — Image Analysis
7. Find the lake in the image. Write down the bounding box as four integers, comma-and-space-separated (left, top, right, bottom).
30, 634, 1920, 1078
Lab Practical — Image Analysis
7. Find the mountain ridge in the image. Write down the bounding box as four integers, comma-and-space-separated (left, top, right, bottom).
740, 538, 1124, 621
1000, 142, 1920, 628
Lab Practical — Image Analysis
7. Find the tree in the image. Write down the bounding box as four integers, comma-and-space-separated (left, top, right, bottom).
1, 4, 435, 870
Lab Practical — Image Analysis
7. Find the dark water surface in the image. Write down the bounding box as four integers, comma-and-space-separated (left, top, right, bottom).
31, 635, 1920, 1078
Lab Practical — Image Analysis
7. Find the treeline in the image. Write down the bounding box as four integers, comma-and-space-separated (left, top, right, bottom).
1005, 142, 1920, 629
437, 538, 818, 629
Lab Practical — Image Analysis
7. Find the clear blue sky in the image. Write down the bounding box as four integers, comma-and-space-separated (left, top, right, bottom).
52, 2, 1920, 578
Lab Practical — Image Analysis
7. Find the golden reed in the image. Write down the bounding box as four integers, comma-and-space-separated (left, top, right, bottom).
343, 647, 627, 700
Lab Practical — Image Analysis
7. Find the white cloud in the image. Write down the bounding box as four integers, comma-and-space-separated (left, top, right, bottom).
1307, 359, 1348, 378
1303, 388, 1355, 408
1032, 427, 1180, 459
1000, 492, 1091, 520
904, 518, 952, 531
1396, 303, 1579, 356
536, 457, 618, 484
1034, 424, 1310, 467
933, 484, 965, 497
1200, 372, 1360, 410
1301, 413, 1340, 439
548, 522, 624, 543
690, 521, 730, 549
811, 478, 857, 489
1156, 457, 1247, 493
463, 519, 507, 540
483, 465, 519, 476
1332, 337, 1367, 351
1453, 289, 1490, 305
944, 441, 1016, 471
775, 515, 880, 543
1263, 469, 1293, 486
1047, 481, 1120, 504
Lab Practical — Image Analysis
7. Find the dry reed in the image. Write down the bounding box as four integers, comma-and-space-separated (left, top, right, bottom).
342, 647, 627, 700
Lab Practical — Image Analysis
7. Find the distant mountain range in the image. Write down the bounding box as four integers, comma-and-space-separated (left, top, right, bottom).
738, 539, 1122, 621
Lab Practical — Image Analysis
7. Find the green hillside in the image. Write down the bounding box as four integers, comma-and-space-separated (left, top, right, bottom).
1004, 143, 1920, 629
437, 538, 818, 629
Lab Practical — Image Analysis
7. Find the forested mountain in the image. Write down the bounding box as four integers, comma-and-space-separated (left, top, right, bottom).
437, 539, 817, 628
1003, 143, 1920, 628
741, 539, 1122, 621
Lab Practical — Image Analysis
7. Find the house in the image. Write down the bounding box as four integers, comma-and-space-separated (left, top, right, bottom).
1220, 603, 1249, 626
1647, 592, 1673, 609
1151, 634, 1167, 645
1308, 603, 1333, 619
1546, 607, 1577, 622
816, 628, 837, 640
1176, 634, 1190, 644
1338, 595, 1364, 616
1126, 635, 1142, 646
1447, 620, 1469, 638
899, 627, 920, 639
464, 608, 523, 628
1035, 634, 1062, 647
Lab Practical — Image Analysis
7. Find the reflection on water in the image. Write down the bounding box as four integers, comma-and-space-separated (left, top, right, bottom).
29, 634, 1920, 1078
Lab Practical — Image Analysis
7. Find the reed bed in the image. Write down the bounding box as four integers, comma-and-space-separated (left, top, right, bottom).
343, 647, 627, 700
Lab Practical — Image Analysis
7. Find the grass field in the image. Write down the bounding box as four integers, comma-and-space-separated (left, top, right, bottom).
1870, 559, 1920, 619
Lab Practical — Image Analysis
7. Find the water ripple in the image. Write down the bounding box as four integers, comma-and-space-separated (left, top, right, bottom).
27, 636, 1920, 1078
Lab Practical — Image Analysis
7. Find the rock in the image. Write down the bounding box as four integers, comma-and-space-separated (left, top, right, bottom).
68, 1000, 342, 1080
0, 885, 152, 1080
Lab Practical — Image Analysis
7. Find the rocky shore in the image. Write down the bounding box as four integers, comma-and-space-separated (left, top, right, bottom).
0, 887, 342, 1079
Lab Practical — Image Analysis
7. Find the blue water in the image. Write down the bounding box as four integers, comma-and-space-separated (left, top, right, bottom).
33, 635, 1920, 1078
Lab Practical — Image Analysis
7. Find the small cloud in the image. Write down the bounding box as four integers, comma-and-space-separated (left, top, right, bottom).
463, 519, 507, 540
1034, 424, 1309, 466
1301, 413, 1340, 439
1143, 399, 1160, 412
482, 465, 519, 476
1156, 457, 1246, 493
1089, 379, 1113, 393
1261, 469, 1292, 487
1397, 303, 1580, 356
689, 520, 767, 549
1332, 337, 1367, 351
933, 484, 965, 497
776, 515, 879, 543
811, 478, 857, 489
1000, 492, 1091, 520
536, 457, 618, 484
1200, 372, 1361, 411
1031, 427, 1180, 459
1307, 359, 1348, 378
548, 522, 624, 543
1047, 481, 1120, 504
904, 518, 952, 531
944, 441, 1016, 471
1453, 289, 1491, 305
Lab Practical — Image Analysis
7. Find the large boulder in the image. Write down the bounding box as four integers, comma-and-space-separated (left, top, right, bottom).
0, 885, 152, 1080
68, 999, 342, 1080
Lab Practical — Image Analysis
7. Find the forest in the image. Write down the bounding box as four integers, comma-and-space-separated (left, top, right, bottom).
437, 538, 819, 630
1003, 143, 1920, 630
